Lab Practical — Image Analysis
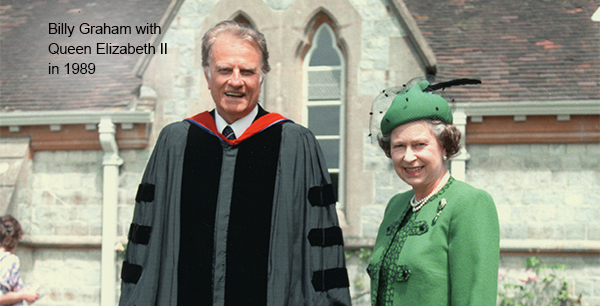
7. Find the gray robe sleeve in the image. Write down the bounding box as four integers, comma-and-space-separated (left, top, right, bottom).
268, 123, 351, 305
120, 120, 350, 306
119, 121, 189, 306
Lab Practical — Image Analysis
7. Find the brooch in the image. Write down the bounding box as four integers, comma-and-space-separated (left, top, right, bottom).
432, 198, 447, 225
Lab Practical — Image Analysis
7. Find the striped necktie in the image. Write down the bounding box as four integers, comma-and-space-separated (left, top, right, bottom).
222, 125, 236, 140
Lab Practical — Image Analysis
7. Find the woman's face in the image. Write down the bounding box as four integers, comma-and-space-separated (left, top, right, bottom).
390, 121, 447, 198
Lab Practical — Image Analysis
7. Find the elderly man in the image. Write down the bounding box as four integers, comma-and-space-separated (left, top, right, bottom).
119, 21, 351, 306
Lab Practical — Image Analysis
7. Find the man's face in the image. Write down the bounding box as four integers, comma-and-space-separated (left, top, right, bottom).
205, 33, 263, 124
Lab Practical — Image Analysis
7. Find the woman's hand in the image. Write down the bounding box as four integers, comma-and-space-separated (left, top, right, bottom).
0, 287, 39, 305
21, 287, 40, 303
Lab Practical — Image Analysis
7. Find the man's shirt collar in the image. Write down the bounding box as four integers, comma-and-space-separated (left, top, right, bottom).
214, 106, 258, 138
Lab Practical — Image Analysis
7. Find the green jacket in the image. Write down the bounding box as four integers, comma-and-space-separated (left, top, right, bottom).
368, 177, 500, 305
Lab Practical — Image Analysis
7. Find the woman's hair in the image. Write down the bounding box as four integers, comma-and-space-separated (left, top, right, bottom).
378, 119, 461, 159
0, 215, 23, 251
201, 20, 270, 76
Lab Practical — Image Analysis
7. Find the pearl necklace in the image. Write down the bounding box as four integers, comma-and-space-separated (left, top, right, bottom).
410, 171, 450, 212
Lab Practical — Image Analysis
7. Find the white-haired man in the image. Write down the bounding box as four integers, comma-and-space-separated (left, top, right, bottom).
119, 20, 351, 306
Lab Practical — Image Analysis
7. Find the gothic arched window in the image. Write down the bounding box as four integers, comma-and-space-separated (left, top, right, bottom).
303, 22, 345, 205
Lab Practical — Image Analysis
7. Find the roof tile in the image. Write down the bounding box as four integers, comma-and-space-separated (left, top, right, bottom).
1, 0, 170, 112
403, 0, 600, 102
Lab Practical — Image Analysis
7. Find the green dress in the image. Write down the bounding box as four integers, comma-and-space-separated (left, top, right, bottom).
368, 177, 500, 305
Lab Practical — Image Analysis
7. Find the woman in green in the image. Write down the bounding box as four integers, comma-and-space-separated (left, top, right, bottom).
368, 79, 500, 305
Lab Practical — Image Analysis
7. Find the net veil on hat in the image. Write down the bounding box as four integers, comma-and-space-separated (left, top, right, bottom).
369, 76, 482, 142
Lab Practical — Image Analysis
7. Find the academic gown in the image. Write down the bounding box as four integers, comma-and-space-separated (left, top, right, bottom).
119, 108, 351, 306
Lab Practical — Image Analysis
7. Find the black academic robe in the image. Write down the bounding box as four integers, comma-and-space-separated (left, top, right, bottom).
119, 109, 351, 306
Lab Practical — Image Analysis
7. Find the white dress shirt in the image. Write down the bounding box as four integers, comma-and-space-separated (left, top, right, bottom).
214, 106, 259, 139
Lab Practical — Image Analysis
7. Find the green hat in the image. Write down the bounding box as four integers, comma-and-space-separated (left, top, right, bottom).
380, 80, 453, 135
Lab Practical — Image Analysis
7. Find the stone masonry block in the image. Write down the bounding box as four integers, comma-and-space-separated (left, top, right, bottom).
78, 285, 101, 303
592, 279, 600, 298
466, 145, 490, 162
29, 222, 54, 236
368, 19, 399, 37
66, 150, 101, 164
363, 157, 390, 172
34, 206, 75, 223
54, 224, 73, 236
357, 4, 388, 20
172, 88, 187, 101
499, 188, 524, 206
374, 187, 400, 206
173, 98, 189, 117
507, 143, 531, 157
362, 45, 388, 62
363, 36, 388, 51
566, 170, 596, 188
528, 205, 557, 222
470, 170, 521, 190
563, 190, 585, 207
548, 143, 567, 155
495, 204, 512, 223
37, 249, 66, 263
566, 143, 587, 155
505, 205, 531, 223
487, 144, 508, 157
575, 207, 600, 224
117, 222, 127, 238
177, 0, 200, 16
374, 171, 396, 189
63, 266, 100, 287
176, 16, 205, 30
584, 143, 600, 163
359, 70, 387, 95
582, 155, 600, 170
33, 174, 64, 191
179, 53, 194, 69
172, 29, 196, 47
548, 171, 569, 188
581, 256, 600, 273
119, 171, 142, 190
18, 205, 33, 222
529, 143, 550, 155
522, 189, 550, 205
504, 153, 526, 169
526, 224, 564, 240
119, 188, 137, 206
575, 279, 594, 297
64, 174, 90, 191
499, 222, 527, 240
34, 151, 64, 173
120, 149, 151, 167
523, 170, 552, 188
0, 159, 23, 187
199, 0, 217, 16
588, 224, 600, 240
90, 222, 102, 236
564, 223, 587, 240
71, 221, 90, 236
561, 154, 583, 170
118, 205, 134, 222
359, 60, 377, 70
363, 142, 384, 159
362, 205, 385, 238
